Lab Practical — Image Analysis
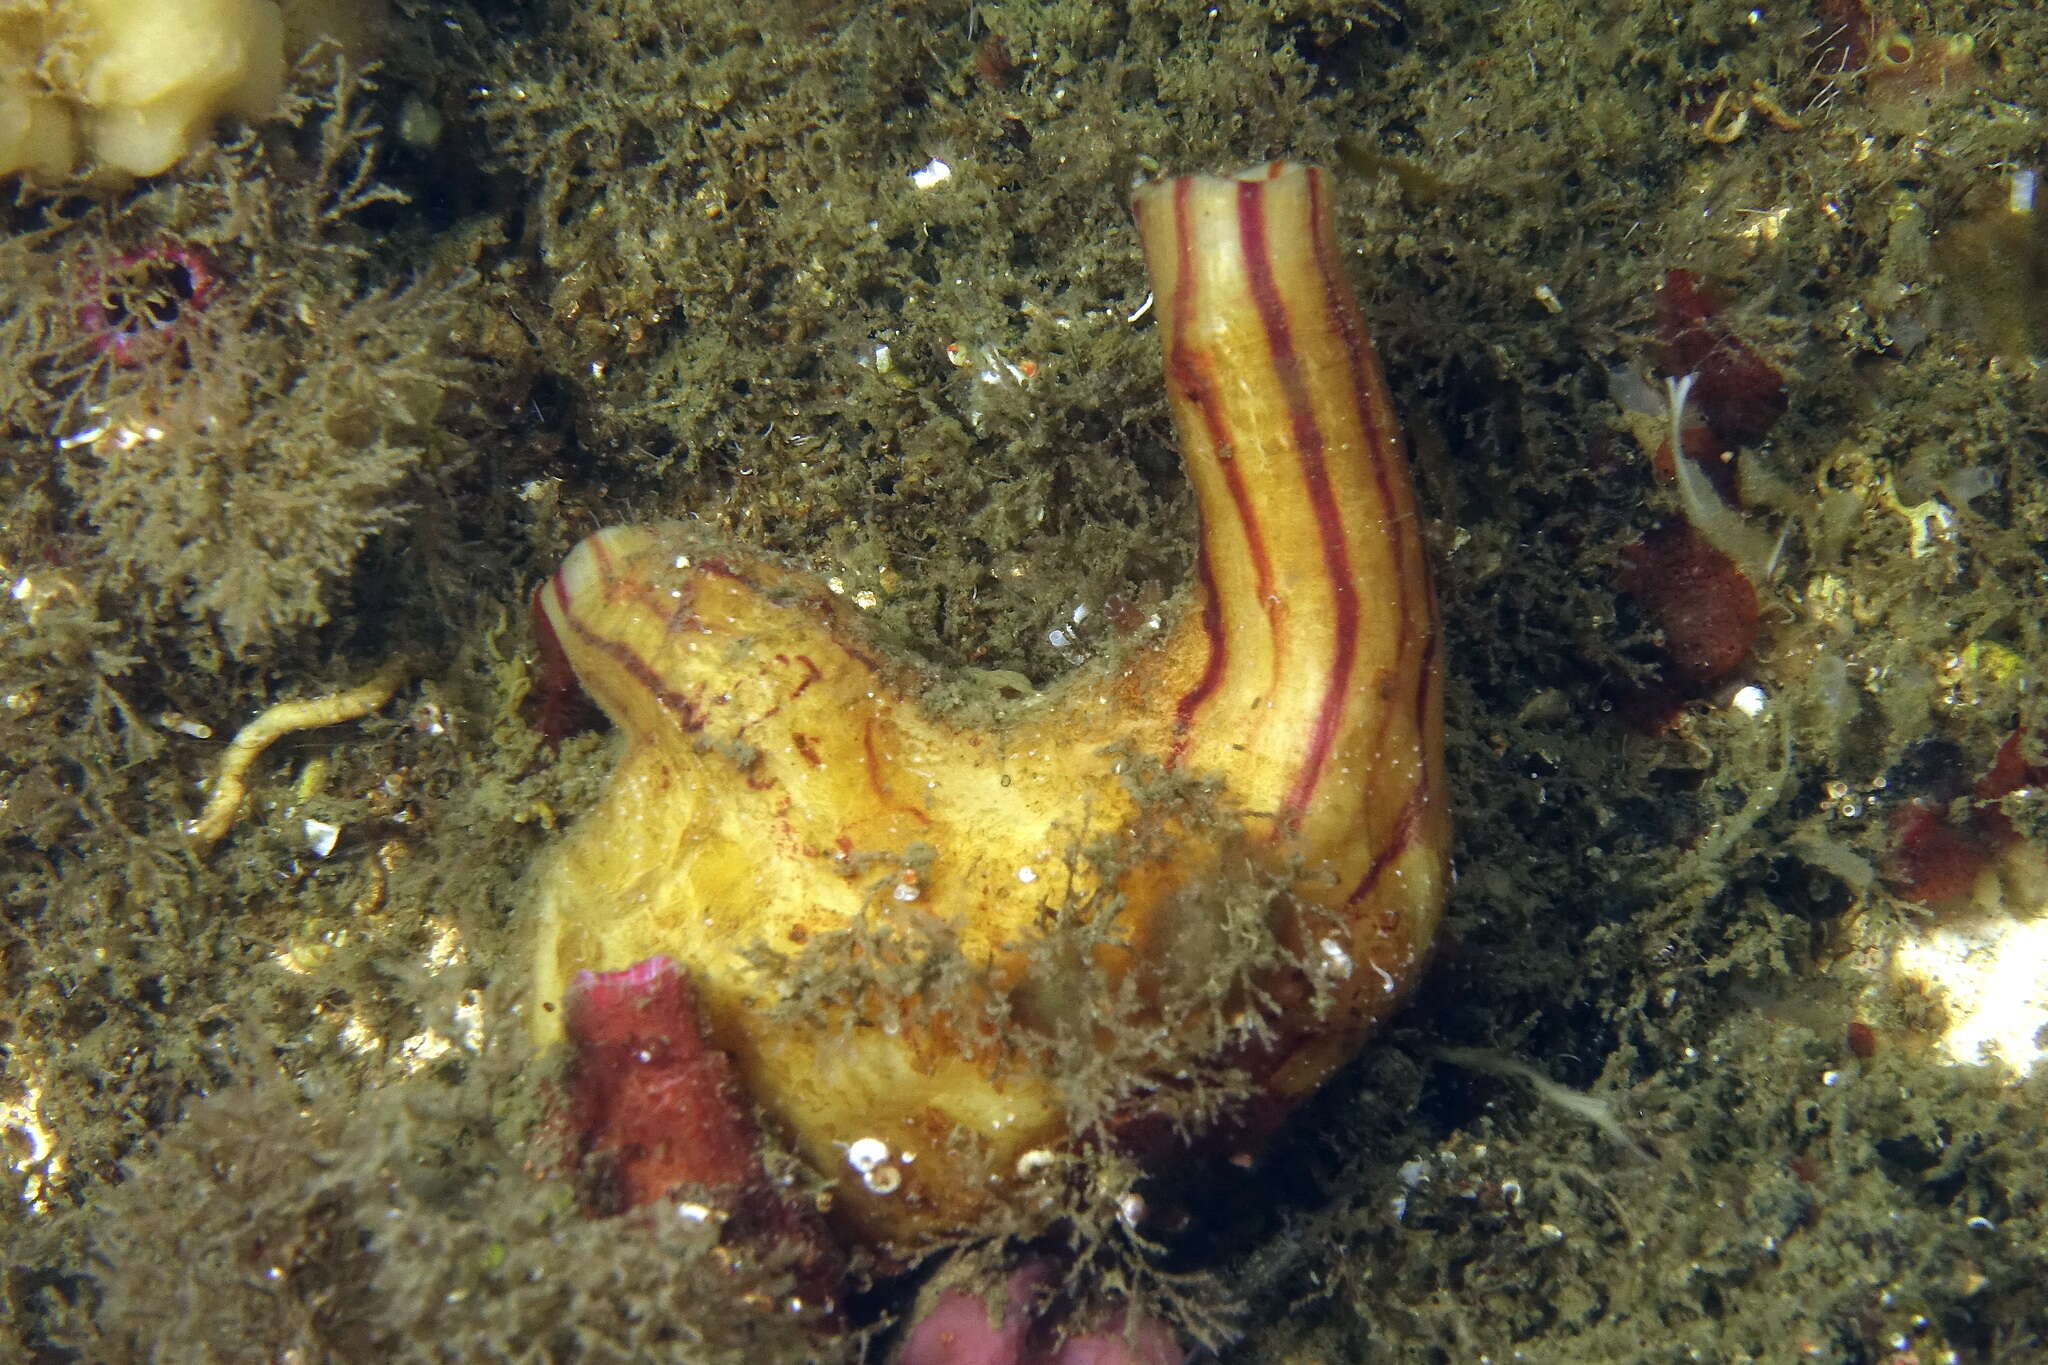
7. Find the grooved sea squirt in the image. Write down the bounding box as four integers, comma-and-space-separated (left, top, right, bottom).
526, 162, 1449, 1256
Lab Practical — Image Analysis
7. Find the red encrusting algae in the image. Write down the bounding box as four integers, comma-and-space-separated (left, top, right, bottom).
563, 955, 844, 1318
1613, 270, 1785, 728
1617, 522, 1761, 689
1886, 729, 2048, 906
1653, 269, 1786, 449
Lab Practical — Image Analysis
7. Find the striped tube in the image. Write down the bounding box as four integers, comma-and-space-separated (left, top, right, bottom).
1132, 163, 1445, 1094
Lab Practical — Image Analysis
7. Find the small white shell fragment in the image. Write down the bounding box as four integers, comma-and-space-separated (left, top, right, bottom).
1014, 1148, 1056, 1179
1117, 1191, 1147, 1229
1319, 935, 1354, 979
846, 1137, 889, 1174
304, 819, 341, 858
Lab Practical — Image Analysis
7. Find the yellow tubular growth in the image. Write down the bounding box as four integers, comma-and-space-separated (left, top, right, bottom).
526, 162, 1447, 1254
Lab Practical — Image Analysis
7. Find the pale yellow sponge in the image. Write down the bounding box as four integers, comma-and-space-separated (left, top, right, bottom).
70, 0, 285, 176
1, 0, 305, 180
0, 13, 77, 178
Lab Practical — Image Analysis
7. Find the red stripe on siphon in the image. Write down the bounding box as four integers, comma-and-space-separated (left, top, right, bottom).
562, 607, 707, 733
1304, 168, 1429, 770
1411, 628, 1438, 742
1170, 541, 1228, 765
1338, 591, 1438, 912
1304, 169, 1415, 655
588, 534, 620, 605
1237, 177, 1359, 820
1342, 773, 1428, 909
1167, 176, 1250, 751
552, 540, 711, 732
1168, 335, 1273, 617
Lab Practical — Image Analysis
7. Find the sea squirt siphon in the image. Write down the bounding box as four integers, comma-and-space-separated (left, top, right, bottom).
525, 161, 1449, 1255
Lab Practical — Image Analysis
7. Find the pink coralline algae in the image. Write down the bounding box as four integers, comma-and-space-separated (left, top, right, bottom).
76, 241, 219, 367
896, 1262, 1185, 1365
